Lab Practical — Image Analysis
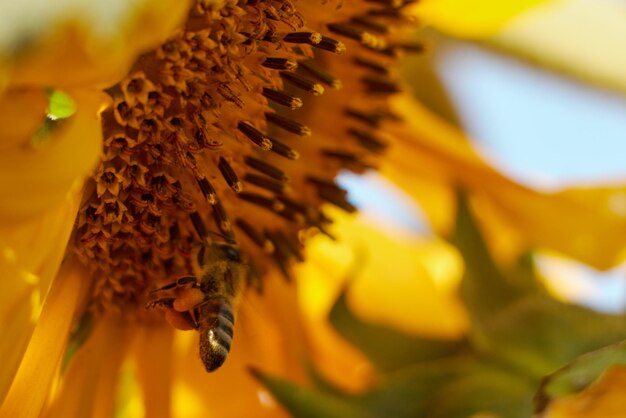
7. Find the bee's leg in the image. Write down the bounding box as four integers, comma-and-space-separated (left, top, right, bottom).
145, 297, 176, 310
149, 276, 198, 294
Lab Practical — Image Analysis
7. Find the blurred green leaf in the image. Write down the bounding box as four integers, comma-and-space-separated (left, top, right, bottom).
251, 369, 371, 418
452, 192, 529, 320
452, 192, 626, 377
329, 288, 468, 373
536, 341, 626, 414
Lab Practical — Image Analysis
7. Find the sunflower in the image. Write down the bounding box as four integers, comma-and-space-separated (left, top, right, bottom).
3, 0, 626, 417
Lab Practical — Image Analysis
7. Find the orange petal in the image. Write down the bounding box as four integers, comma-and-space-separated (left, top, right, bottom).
0, 87, 48, 151
543, 365, 626, 418
0, 185, 82, 404
5, 0, 192, 89
43, 318, 131, 418
0, 258, 88, 418
0, 90, 104, 222
132, 324, 174, 418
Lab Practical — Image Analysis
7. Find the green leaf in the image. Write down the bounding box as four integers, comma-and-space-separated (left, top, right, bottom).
452, 192, 626, 378
329, 288, 467, 373
426, 363, 535, 418
452, 192, 529, 323
536, 340, 626, 414
251, 369, 371, 418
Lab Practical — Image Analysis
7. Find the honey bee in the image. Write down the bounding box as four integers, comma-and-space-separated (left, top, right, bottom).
146, 240, 247, 372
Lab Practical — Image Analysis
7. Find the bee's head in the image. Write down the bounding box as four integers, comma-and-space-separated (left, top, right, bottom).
196, 241, 242, 267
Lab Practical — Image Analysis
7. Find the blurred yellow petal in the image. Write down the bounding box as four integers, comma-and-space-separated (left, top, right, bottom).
0, 90, 104, 222
0, 87, 48, 151
0, 258, 87, 418
4, 0, 191, 89
0, 184, 82, 404
385, 94, 626, 269
543, 365, 626, 418
132, 325, 174, 418
494, 0, 626, 94
305, 207, 467, 339
44, 318, 131, 418
415, 0, 552, 39
295, 207, 468, 390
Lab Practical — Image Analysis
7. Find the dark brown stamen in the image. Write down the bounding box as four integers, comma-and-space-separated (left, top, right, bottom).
237, 192, 285, 213
392, 41, 425, 53
313, 36, 346, 54
197, 177, 218, 205
237, 121, 272, 150
235, 218, 274, 253
298, 61, 342, 89
269, 231, 304, 262
212, 200, 233, 238
262, 30, 281, 43
326, 23, 384, 49
244, 156, 290, 182
321, 149, 372, 171
269, 138, 300, 160
262, 57, 299, 71
314, 184, 357, 213
262, 88, 303, 109
244, 173, 286, 194
366, 8, 406, 18
345, 108, 382, 127
265, 113, 311, 136
361, 76, 401, 95
347, 127, 389, 153
353, 56, 390, 75
218, 157, 243, 193
364, 0, 404, 7
283, 31, 322, 45
190, 211, 209, 239
279, 71, 325, 96
350, 16, 390, 34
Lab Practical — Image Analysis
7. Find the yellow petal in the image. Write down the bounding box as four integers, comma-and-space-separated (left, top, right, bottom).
304, 207, 467, 340
0, 185, 82, 404
385, 94, 626, 269
415, 0, 552, 39
494, 0, 626, 94
132, 324, 174, 418
543, 365, 626, 418
4, 0, 192, 89
0, 258, 88, 418
0, 90, 104, 222
0, 87, 48, 151
43, 318, 131, 418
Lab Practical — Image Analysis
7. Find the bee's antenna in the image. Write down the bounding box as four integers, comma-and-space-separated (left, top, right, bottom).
189, 212, 236, 245
206, 230, 237, 245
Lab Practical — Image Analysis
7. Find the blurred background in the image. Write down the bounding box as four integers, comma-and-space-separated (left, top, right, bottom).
340, 0, 626, 315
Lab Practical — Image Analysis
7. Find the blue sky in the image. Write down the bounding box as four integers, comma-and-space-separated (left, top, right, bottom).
435, 43, 626, 191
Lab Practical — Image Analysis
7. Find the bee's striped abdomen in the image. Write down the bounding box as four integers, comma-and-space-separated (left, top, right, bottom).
198, 298, 236, 372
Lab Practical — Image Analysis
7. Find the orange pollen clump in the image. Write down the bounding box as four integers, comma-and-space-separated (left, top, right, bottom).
69, 0, 421, 314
